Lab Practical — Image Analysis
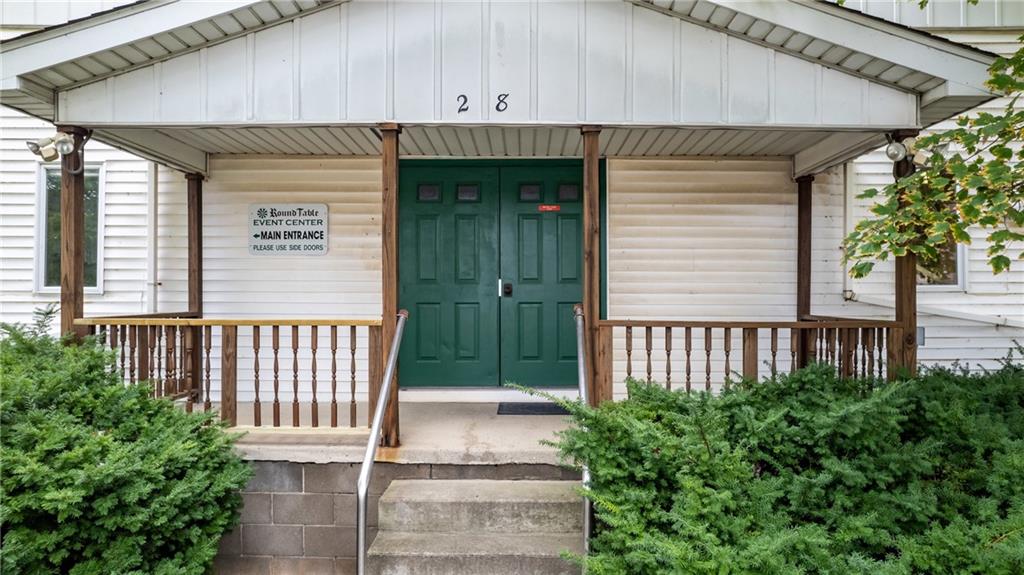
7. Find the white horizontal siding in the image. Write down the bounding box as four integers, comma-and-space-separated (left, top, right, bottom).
0, 106, 160, 331
848, 27, 1023, 323
57, 0, 916, 129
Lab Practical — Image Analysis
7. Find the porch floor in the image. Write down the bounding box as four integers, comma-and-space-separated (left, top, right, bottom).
234, 402, 569, 467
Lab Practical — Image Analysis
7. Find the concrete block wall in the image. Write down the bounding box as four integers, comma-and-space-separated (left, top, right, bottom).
214, 461, 579, 574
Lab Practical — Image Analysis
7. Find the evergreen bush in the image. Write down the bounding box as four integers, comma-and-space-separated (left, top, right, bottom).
0, 311, 252, 575
556, 359, 1024, 574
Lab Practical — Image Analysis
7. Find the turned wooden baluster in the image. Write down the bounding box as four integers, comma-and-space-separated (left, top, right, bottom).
828, 328, 838, 367
790, 328, 799, 373
817, 328, 825, 362
330, 326, 338, 427
310, 326, 319, 427
770, 328, 779, 376
128, 326, 137, 384
849, 328, 859, 378
664, 327, 672, 390
178, 327, 187, 395
645, 327, 653, 383
704, 327, 712, 391
625, 326, 633, 379
203, 326, 212, 412
253, 326, 262, 426
331, 326, 340, 427
860, 328, 869, 378
349, 326, 357, 428
184, 328, 194, 412
684, 327, 692, 392
119, 326, 127, 380
155, 327, 163, 396
723, 327, 732, 388
273, 326, 281, 427
166, 326, 176, 396
863, 328, 875, 379
876, 327, 885, 379
291, 325, 300, 427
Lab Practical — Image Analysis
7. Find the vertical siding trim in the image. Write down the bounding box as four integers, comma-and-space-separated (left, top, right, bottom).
292, 19, 301, 121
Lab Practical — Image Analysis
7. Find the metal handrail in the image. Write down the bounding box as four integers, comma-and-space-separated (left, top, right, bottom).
356, 309, 409, 575
573, 304, 592, 557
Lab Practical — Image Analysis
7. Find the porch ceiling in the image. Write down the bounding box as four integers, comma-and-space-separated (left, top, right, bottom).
99, 125, 843, 158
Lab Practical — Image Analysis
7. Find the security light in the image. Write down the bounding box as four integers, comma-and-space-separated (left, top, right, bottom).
885, 141, 908, 162
54, 132, 75, 156
25, 131, 91, 172
25, 136, 59, 162
884, 136, 917, 163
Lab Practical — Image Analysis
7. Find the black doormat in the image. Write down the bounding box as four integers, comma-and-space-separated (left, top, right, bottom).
497, 402, 570, 416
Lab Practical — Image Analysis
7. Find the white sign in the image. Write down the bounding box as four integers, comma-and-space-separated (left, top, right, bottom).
249, 204, 329, 256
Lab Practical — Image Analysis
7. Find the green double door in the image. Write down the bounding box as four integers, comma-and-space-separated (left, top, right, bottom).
398, 162, 583, 388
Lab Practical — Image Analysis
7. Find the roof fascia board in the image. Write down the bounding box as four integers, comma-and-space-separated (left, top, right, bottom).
0, 0, 259, 83
921, 80, 990, 106
711, 0, 995, 92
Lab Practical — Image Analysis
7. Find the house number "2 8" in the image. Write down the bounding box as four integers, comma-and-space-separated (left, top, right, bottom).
456, 94, 510, 113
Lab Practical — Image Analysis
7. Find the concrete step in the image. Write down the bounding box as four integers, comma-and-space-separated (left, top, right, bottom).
378, 479, 583, 533
367, 531, 583, 575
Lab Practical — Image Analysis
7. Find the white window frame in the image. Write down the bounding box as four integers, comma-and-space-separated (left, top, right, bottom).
34, 162, 105, 295
918, 242, 967, 293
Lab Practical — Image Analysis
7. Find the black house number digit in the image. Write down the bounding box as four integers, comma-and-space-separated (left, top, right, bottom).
495, 93, 509, 112
457, 94, 469, 113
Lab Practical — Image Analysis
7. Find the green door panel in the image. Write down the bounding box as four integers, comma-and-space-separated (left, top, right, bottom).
398, 166, 500, 387
499, 166, 583, 388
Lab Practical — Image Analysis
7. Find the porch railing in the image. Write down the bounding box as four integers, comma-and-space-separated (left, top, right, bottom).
593, 318, 903, 399
75, 315, 384, 428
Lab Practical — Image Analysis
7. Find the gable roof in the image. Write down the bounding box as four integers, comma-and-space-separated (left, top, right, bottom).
0, 0, 1000, 175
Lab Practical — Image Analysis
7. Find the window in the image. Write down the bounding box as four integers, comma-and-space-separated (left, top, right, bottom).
456, 184, 480, 202
38, 164, 102, 290
417, 183, 441, 202
519, 183, 541, 202
917, 242, 964, 289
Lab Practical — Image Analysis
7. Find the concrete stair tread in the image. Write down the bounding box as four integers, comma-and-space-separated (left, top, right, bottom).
368, 531, 584, 558
381, 479, 580, 503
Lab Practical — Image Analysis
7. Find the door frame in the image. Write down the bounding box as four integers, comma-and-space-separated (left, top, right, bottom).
396, 158, 607, 388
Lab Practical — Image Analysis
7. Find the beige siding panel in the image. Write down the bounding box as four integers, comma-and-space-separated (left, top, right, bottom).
196, 156, 383, 403
606, 157, 800, 397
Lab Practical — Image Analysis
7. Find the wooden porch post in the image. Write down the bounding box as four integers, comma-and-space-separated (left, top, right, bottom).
377, 123, 401, 446
795, 174, 814, 367
186, 173, 203, 315
185, 173, 204, 403
892, 130, 919, 377
59, 127, 88, 340
582, 126, 608, 405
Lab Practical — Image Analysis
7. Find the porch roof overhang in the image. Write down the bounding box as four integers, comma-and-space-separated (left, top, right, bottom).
0, 0, 998, 176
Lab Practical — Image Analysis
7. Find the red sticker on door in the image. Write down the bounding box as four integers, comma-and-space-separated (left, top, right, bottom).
538, 204, 561, 212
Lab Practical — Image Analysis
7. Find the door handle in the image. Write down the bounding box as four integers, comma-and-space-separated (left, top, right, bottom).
503, 281, 513, 297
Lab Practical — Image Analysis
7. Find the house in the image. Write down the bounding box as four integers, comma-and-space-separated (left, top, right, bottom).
1, 0, 1022, 572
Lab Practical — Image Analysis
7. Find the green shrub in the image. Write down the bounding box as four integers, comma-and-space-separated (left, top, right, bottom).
555, 361, 1024, 574
0, 314, 252, 575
